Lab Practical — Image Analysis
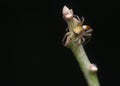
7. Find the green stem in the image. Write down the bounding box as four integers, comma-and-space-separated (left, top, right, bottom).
68, 43, 100, 86
62, 5, 100, 86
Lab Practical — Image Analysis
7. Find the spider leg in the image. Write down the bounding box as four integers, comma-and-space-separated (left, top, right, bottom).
73, 15, 81, 22
62, 32, 73, 46
73, 15, 84, 26
84, 33, 92, 36
81, 16, 85, 25
62, 32, 72, 45
73, 36, 83, 46
83, 35, 92, 45
74, 37, 79, 42
66, 27, 69, 32
76, 38, 85, 47
86, 29, 93, 33
81, 36, 85, 44
77, 39, 82, 46
64, 33, 74, 46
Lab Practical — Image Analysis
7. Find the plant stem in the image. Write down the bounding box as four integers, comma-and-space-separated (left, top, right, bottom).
68, 43, 100, 86
62, 5, 100, 86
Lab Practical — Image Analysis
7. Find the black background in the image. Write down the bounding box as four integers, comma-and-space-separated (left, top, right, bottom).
2, 0, 120, 86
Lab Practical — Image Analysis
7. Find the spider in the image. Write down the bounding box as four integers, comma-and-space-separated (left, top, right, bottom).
62, 15, 93, 46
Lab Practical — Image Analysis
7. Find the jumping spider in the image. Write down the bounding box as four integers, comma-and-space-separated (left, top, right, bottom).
62, 15, 93, 46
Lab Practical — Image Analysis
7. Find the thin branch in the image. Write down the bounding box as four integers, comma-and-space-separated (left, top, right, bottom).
62, 6, 100, 86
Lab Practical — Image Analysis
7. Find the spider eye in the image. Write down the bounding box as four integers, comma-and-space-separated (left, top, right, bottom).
82, 25, 91, 30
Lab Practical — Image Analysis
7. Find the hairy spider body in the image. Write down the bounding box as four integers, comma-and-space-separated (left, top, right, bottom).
73, 24, 93, 45
62, 15, 93, 46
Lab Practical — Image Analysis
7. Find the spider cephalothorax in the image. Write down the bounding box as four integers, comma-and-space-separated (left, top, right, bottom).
73, 23, 93, 45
